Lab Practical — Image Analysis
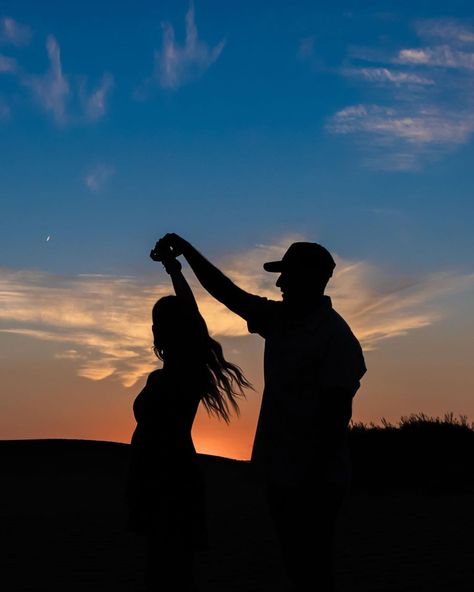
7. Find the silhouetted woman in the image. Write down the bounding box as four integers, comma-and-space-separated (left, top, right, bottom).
126, 246, 251, 592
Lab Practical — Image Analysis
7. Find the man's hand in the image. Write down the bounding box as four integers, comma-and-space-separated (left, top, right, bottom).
150, 237, 180, 262
159, 233, 188, 258
150, 238, 167, 262
151, 233, 256, 319
149, 238, 182, 274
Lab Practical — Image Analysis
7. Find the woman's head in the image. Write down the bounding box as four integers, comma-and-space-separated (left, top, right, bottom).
152, 295, 206, 361
151, 295, 251, 422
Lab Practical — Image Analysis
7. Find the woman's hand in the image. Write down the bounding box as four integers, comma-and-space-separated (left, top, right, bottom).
149, 239, 182, 274
150, 239, 164, 262
162, 256, 182, 275
150, 238, 173, 262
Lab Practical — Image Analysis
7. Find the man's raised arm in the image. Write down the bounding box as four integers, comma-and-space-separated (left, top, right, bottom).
151, 233, 258, 320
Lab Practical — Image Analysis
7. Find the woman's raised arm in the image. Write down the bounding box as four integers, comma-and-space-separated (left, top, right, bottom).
161, 255, 200, 315
152, 233, 258, 320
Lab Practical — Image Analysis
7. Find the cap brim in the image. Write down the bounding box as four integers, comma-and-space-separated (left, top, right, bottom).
263, 260, 283, 272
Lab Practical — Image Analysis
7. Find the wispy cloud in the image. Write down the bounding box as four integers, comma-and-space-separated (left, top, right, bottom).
0, 270, 160, 387
330, 18, 474, 169
329, 262, 474, 349
415, 18, 474, 44
328, 104, 474, 170
84, 164, 115, 192
0, 17, 31, 46
0, 237, 472, 387
24, 35, 70, 124
14, 34, 113, 125
152, 1, 225, 90
342, 67, 434, 86
396, 45, 474, 69
79, 73, 114, 121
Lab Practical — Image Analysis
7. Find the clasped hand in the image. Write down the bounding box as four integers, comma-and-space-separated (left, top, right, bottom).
150, 236, 182, 274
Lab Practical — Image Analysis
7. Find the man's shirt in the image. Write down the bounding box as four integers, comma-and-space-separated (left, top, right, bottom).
244, 295, 367, 487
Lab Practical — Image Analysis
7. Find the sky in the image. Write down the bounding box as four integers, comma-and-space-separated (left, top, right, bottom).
1, 0, 473, 460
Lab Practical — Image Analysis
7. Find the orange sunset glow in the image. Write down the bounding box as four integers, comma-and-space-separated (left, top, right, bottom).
1, 238, 473, 459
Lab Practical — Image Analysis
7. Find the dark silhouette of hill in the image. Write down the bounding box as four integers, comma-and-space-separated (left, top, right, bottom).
1, 420, 474, 591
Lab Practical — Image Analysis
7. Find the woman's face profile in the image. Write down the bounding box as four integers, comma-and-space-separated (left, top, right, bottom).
152, 297, 191, 357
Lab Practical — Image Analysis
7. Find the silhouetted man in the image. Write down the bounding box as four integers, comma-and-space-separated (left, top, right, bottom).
152, 235, 367, 592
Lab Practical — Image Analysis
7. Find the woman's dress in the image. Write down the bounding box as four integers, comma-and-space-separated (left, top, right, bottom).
126, 367, 208, 549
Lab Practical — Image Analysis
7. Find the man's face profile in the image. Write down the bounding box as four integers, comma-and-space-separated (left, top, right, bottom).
275, 268, 327, 302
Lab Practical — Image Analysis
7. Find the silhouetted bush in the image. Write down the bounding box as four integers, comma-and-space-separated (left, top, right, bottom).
348, 413, 474, 495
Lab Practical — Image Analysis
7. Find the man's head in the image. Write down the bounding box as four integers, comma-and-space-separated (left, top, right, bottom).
264, 242, 336, 303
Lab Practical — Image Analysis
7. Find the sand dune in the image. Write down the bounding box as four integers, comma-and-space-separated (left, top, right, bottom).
1, 439, 473, 591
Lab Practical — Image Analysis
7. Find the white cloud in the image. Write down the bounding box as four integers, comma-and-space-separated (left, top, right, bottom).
154, 1, 225, 90
395, 19, 474, 72
0, 270, 160, 387
20, 35, 113, 125
0, 238, 472, 387
415, 19, 474, 44
343, 67, 434, 86
330, 104, 474, 144
328, 104, 474, 170
328, 262, 474, 349
84, 164, 115, 192
330, 18, 474, 169
23, 35, 70, 124
79, 73, 114, 121
397, 45, 474, 70
0, 17, 31, 46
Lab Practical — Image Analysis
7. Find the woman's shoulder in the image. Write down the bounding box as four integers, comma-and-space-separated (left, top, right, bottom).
145, 368, 164, 386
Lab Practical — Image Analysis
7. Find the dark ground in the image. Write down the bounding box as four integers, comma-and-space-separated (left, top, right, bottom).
1, 438, 473, 591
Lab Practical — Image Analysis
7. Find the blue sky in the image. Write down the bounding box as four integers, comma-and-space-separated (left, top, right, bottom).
0, 1, 473, 456
1, 0, 473, 272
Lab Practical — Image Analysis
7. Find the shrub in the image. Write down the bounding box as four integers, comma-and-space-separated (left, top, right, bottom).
347, 413, 474, 495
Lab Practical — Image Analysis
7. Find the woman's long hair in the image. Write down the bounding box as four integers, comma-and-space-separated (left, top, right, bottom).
152, 296, 252, 423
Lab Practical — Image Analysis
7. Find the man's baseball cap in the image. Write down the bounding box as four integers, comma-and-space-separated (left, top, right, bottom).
263, 242, 336, 276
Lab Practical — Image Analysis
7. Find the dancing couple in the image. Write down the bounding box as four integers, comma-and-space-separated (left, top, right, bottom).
126, 234, 366, 592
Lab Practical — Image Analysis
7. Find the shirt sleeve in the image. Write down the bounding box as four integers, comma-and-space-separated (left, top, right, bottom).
244, 296, 282, 338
